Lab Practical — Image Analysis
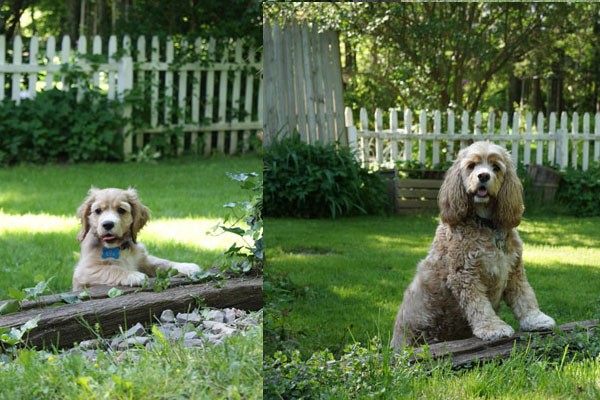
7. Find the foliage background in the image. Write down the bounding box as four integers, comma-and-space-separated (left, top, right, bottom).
265, 2, 600, 115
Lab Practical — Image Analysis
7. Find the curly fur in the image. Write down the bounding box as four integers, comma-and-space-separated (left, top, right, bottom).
391, 141, 555, 348
72, 187, 201, 291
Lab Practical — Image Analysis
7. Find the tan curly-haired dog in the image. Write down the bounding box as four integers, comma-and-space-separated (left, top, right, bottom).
391, 141, 555, 348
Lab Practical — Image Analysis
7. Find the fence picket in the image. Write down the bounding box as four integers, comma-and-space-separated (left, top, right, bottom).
499, 112, 508, 149
0, 34, 261, 156
595, 113, 600, 164
447, 110, 455, 163
0, 35, 5, 101
390, 108, 399, 163
571, 112, 579, 168
404, 108, 413, 162
582, 113, 590, 171
346, 107, 598, 170
433, 110, 441, 166
12, 36, 22, 103
460, 111, 469, 150
535, 112, 544, 165
27, 36, 38, 98
418, 110, 427, 164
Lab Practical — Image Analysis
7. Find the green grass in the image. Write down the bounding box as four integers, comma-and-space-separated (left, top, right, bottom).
1, 324, 262, 399
266, 214, 600, 357
0, 156, 263, 399
265, 212, 600, 398
0, 156, 262, 297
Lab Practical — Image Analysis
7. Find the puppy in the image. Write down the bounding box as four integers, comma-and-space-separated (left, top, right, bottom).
391, 141, 555, 348
72, 187, 201, 291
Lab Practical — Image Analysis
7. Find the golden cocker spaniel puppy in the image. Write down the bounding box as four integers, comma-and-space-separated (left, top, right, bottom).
391, 141, 555, 348
72, 188, 201, 291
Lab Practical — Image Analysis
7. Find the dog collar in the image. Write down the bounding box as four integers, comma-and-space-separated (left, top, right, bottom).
102, 247, 120, 260
101, 240, 132, 260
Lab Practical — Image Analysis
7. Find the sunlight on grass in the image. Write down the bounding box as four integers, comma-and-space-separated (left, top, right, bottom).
0, 212, 239, 251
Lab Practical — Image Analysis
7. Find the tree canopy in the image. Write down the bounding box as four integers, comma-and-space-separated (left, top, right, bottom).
265, 2, 600, 114
0, 0, 261, 43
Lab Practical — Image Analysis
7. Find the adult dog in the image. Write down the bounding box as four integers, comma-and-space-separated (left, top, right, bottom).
391, 141, 555, 348
72, 187, 201, 291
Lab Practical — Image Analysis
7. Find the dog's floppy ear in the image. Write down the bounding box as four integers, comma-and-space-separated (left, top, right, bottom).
496, 152, 524, 229
125, 188, 150, 243
438, 153, 470, 226
77, 187, 98, 242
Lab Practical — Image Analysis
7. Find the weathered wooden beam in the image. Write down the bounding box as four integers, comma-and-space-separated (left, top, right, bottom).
0, 276, 262, 350
413, 320, 598, 367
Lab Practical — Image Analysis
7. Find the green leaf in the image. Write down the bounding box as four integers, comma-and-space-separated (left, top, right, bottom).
7, 287, 25, 302
222, 226, 245, 236
107, 288, 124, 298
59, 293, 82, 304
0, 300, 20, 315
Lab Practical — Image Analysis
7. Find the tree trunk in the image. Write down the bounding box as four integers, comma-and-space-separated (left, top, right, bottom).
0, 276, 262, 350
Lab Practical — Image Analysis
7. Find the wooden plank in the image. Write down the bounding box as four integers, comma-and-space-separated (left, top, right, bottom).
397, 179, 444, 189
413, 320, 598, 368
397, 188, 440, 199
0, 276, 262, 350
397, 199, 438, 209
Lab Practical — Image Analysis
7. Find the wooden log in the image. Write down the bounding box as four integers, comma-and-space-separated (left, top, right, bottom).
412, 320, 598, 368
0, 276, 262, 350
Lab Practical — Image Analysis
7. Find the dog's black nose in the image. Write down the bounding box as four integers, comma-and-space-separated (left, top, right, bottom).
102, 221, 115, 231
478, 172, 490, 183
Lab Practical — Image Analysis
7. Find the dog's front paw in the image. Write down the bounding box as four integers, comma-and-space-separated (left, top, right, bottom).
173, 263, 201, 276
473, 321, 515, 341
122, 271, 147, 287
520, 311, 555, 331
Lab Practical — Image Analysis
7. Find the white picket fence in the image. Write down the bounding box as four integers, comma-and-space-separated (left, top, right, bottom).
345, 107, 600, 171
0, 34, 263, 156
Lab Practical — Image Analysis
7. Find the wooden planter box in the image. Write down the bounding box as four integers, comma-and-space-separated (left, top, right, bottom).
379, 169, 444, 214
527, 164, 561, 204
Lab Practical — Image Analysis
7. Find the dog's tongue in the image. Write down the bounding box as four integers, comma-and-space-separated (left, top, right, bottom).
477, 187, 488, 197
102, 235, 116, 242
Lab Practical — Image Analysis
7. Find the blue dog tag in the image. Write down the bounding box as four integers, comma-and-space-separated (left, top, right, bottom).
102, 247, 120, 260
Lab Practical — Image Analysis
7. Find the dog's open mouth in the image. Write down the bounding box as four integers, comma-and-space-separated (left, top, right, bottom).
101, 234, 119, 244
476, 186, 489, 198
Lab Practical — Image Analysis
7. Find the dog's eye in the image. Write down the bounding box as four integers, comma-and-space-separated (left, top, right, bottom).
492, 164, 500, 172
94, 208, 102, 215
467, 163, 476, 170
117, 207, 127, 215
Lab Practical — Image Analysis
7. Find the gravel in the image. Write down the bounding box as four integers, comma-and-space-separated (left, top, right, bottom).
64, 307, 261, 360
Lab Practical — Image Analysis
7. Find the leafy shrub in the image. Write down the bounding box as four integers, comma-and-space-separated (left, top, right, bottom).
213, 172, 263, 274
0, 88, 126, 165
264, 134, 388, 218
556, 165, 600, 216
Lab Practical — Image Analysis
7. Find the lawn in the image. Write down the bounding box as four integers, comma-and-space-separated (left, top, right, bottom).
266, 213, 600, 356
0, 155, 263, 399
0, 155, 262, 297
265, 213, 600, 398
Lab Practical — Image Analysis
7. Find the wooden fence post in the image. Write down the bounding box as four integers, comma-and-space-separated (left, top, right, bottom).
118, 54, 134, 155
